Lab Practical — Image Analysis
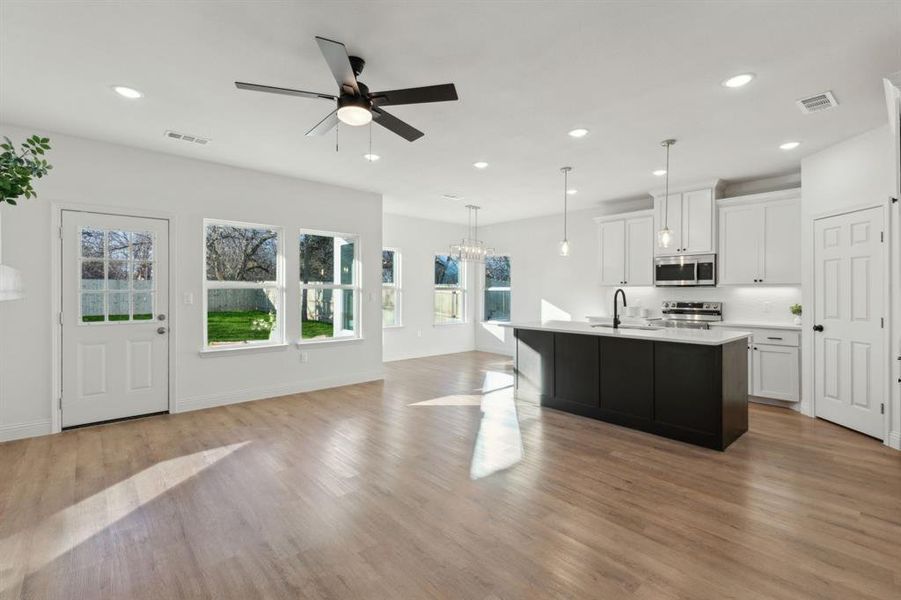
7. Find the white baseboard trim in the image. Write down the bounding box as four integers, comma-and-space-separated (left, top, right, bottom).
887, 430, 901, 451
175, 369, 385, 413
0, 418, 52, 443
383, 347, 475, 362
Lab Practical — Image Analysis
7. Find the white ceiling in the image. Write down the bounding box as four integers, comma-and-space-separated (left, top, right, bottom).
1, 1, 899, 224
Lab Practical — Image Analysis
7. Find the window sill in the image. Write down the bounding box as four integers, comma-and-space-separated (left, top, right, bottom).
433, 321, 468, 327
383, 324, 404, 330
199, 342, 289, 356
482, 320, 511, 325
296, 336, 364, 347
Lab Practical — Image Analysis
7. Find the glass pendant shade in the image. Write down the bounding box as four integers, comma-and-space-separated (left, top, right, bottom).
559, 239, 571, 257
657, 226, 673, 249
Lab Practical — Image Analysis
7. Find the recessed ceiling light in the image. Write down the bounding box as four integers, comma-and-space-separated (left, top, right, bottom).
473, 161, 489, 169
721, 73, 755, 88
568, 128, 589, 138
566, 189, 578, 195
779, 141, 800, 151
112, 85, 143, 99
363, 153, 380, 161
653, 169, 667, 176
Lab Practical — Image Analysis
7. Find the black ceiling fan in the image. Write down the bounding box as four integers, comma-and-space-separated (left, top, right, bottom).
235, 36, 458, 142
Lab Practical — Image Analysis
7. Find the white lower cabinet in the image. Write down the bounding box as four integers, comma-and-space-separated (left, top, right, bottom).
717, 324, 801, 403
752, 344, 800, 402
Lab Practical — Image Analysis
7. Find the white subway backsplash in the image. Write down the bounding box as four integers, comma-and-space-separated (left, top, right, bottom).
597, 285, 802, 324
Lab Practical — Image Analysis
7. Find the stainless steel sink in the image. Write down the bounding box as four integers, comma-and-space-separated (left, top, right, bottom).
590, 324, 663, 331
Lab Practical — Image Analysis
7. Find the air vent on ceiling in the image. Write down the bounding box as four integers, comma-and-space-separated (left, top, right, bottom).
164, 130, 210, 145
796, 91, 838, 114
441, 194, 464, 201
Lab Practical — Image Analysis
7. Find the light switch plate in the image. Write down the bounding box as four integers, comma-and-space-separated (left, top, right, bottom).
183, 292, 194, 305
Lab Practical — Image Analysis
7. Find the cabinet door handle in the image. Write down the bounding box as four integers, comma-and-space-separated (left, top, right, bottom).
767, 337, 783, 340
813, 324, 824, 332
753, 347, 758, 350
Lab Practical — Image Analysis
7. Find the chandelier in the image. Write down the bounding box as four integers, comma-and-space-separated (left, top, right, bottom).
450, 204, 494, 262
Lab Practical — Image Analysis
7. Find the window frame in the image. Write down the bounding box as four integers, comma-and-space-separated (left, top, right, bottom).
482, 254, 511, 323
201, 218, 286, 352
298, 228, 362, 344
433, 252, 467, 326
382, 247, 402, 328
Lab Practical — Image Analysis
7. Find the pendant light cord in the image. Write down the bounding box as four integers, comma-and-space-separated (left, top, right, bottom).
664, 142, 670, 228
563, 168, 568, 240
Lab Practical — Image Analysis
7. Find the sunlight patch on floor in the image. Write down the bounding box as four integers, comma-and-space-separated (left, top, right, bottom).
0, 441, 249, 594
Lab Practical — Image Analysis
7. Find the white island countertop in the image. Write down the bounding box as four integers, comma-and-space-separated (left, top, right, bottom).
500, 320, 752, 346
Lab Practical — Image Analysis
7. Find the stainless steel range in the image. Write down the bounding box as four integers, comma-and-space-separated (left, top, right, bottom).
660, 301, 722, 330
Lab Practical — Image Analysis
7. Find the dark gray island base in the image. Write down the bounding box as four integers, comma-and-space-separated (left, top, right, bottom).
513, 325, 750, 451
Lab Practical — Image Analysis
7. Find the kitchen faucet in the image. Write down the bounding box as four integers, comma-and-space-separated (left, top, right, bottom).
613, 288, 627, 329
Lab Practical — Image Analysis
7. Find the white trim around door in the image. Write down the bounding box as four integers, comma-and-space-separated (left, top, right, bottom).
50, 202, 177, 433
811, 201, 892, 442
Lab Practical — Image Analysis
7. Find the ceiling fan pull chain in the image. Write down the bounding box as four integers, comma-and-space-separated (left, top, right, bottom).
335, 121, 339, 152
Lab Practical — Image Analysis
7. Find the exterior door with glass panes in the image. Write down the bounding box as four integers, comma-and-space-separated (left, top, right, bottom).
61, 211, 169, 427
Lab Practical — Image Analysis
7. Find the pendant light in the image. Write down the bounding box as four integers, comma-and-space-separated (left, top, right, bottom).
657, 139, 676, 249
450, 204, 494, 262
559, 166, 572, 256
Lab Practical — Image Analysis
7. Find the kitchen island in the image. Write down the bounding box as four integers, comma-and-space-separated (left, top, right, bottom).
502, 321, 752, 450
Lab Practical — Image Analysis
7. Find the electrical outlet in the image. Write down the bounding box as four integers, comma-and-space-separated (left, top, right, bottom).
763, 301, 772, 313
183, 292, 194, 305
300, 351, 309, 363
417, 329, 422, 338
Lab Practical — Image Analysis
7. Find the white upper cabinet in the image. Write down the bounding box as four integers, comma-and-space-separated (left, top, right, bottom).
719, 203, 762, 284
653, 184, 720, 256
761, 199, 802, 284
718, 190, 801, 285
624, 215, 653, 286
598, 219, 626, 286
596, 211, 653, 286
681, 189, 714, 254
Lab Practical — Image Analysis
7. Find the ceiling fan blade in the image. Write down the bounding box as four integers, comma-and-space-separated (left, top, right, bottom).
315, 36, 359, 95
306, 109, 339, 136
235, 81, 336, 100
372, 107, 424, 142
370, 83, 458, 106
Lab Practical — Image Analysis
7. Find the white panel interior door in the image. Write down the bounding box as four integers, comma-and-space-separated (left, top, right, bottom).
598, 219, 626, 286
61, 211, 169, 427
680, 189, 714, 254
624, 216, 653, 286
813, 207, 885, 439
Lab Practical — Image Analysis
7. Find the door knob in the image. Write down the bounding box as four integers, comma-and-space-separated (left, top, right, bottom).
157, 327, 168, 334
812, 324, 824, 332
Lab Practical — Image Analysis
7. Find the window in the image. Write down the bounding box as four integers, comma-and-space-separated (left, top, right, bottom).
382, 249, 401, 327
300, 231, 360, 341
80, 228, 155, 323
434, 254, 465, 324
203, 220, 283, 348
484, 256, 511, 322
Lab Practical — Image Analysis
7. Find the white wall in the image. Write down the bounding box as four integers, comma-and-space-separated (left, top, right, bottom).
382, 214, 476, 361
0, 123, 383, 441
474, 200, 801, 356
800, 124, 899, 447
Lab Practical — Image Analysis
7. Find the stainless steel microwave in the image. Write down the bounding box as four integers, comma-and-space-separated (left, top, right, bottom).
654, 254, 716, 287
